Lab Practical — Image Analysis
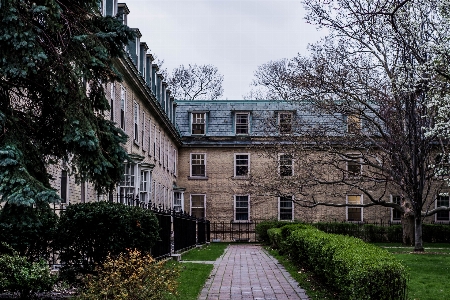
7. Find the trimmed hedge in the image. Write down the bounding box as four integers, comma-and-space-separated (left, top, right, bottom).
280, 226, 408, 300
56, 202, 159, 281
255, 220, 294, 244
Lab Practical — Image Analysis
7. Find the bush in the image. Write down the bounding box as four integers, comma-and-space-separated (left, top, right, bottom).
423, 224, 450, 243
76, 249, 179, 300
0, 201, 58, 261
0, 252, 56, 299
283, 227, 408, 300
255, 220, 301, 244
56, 202, 159, 281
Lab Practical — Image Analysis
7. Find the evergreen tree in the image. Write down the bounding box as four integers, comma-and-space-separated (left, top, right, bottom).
0, 0, 135, 205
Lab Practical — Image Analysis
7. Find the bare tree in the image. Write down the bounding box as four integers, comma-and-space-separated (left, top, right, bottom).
244, 59, 296, 100
167, 64, 223, 100
246, 0, 450, 251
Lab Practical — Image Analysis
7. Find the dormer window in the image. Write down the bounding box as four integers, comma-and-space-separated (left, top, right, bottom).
235, 113, 250, 135
279, 112, 293, 134
347, 114, 361, 134
191, 112, 206, 135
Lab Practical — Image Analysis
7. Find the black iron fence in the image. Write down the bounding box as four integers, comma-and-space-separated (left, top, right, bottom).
210, 221, 261, 242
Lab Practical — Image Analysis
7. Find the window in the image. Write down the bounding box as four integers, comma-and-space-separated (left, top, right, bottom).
190, 194, 205, 218
134, 102, 139, 143
279, 196, 293, 220
190, 153, 206, 177
347, 155, 361, 177
279, 154, 293, 176
235, 113, 249, 135
119, 163, 135, 203
140, 171, 149, 204
141, 112, 145, 148
60, 170, 68, 204
174, 192, 184, 212
392, 195, 402, 221
192, 112, 206, 135
235, 195, 249, 221
173, 149, 177, 175
148, 120, 152, 155
347, 195, 362, 222
436, 194, 450, 221
234, 154, 249, 177
110, 82, 115, 121
279, 112, 292, 134
347, 114, 361, 134
120, 86, 126, 130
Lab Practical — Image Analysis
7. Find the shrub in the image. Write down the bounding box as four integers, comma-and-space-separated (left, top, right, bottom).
56, 202, 159, 281
0, 252, 56, 299
283, 227, 408, 299
76, 249, 179, 300
255, 220, 301, 244
423, 224, 450, 243
0, 201, 58, 261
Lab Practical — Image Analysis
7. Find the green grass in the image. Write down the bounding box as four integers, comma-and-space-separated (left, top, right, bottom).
165, 243, 229, 300
375, 243, 450, 300
181, 242, 229, 261
165, 262, 214, 300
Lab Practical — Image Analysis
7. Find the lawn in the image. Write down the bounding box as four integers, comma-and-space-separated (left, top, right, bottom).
165, 243, 229, 300
376, 243, 450, 300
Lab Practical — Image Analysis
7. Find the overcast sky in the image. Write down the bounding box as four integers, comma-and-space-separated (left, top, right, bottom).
124, 0, 324, 100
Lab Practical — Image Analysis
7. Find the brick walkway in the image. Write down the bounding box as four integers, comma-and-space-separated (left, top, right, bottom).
198, 244, 309, 300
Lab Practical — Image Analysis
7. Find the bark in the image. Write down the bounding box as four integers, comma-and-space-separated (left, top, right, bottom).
414, 215, 425, 252
401, 214, 414, 246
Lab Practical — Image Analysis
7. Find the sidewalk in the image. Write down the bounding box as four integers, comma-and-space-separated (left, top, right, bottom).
198, 244, 309, 300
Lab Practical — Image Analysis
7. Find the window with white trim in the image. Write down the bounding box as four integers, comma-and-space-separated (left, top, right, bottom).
141, 112, 145, 148
120, 85, 126, 130
190, 194, 205, 218
110, 82, 115, 121
148, 119, 152, 155
279, 112, 292, 134
174, 192, 184, 212
119, 163, 136, 203
133, 102, 139, 143
190, 153, 206, 177
436, 194, 450, 222
347, 154, 361, 177
392, 195, 402, 222
279, 196, 293, 220
279, 154, 293, 176
347, 195, 362, 222
234, 195, 249, 221
235, 113, 249, 135
234, 154, 249, 177
192, 112, 206, 135
140, 170, 149, 204
173, 149, 177, 175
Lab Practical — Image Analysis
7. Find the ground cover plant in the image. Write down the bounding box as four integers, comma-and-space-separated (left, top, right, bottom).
376, 243, 450, 300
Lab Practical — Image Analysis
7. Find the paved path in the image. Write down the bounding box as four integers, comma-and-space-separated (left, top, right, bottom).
198, 244, 309, 300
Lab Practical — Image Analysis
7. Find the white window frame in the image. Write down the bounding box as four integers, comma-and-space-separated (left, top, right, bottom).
278, 112, 293, 134
133, 101, 139, 143
279, 153, 294, 177
391, 195, 402, 222
279, 196, 294, 221
191, 112, 206, 135
120, 85, 126, 130
346, 194, 363, 222
141, 112, 145, 149
110, 82, 115, 121
234, 153, 250, 177
190, 194, 206, 219
235, 112, 250, 135
148, 119, 152, 155
174, 191, 184, 213
173, 149, 177, 176
234, 195, 250, 222
140, 170, 150, 204
190, 153, 206, 177
119, 163, 136, 203
436, 194, 450, 222
346, 154, 362, 177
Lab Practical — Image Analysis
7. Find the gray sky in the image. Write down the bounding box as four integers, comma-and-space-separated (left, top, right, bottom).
125, 0, 324, 100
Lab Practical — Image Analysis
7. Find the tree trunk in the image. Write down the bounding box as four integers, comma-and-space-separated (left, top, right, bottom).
401, 213, 414, 246
414, 215, 424, 252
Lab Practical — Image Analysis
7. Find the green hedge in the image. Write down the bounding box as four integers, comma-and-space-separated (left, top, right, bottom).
283, 227, 408, 300
55, 202, 159, 282
255, 220, 294, 244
